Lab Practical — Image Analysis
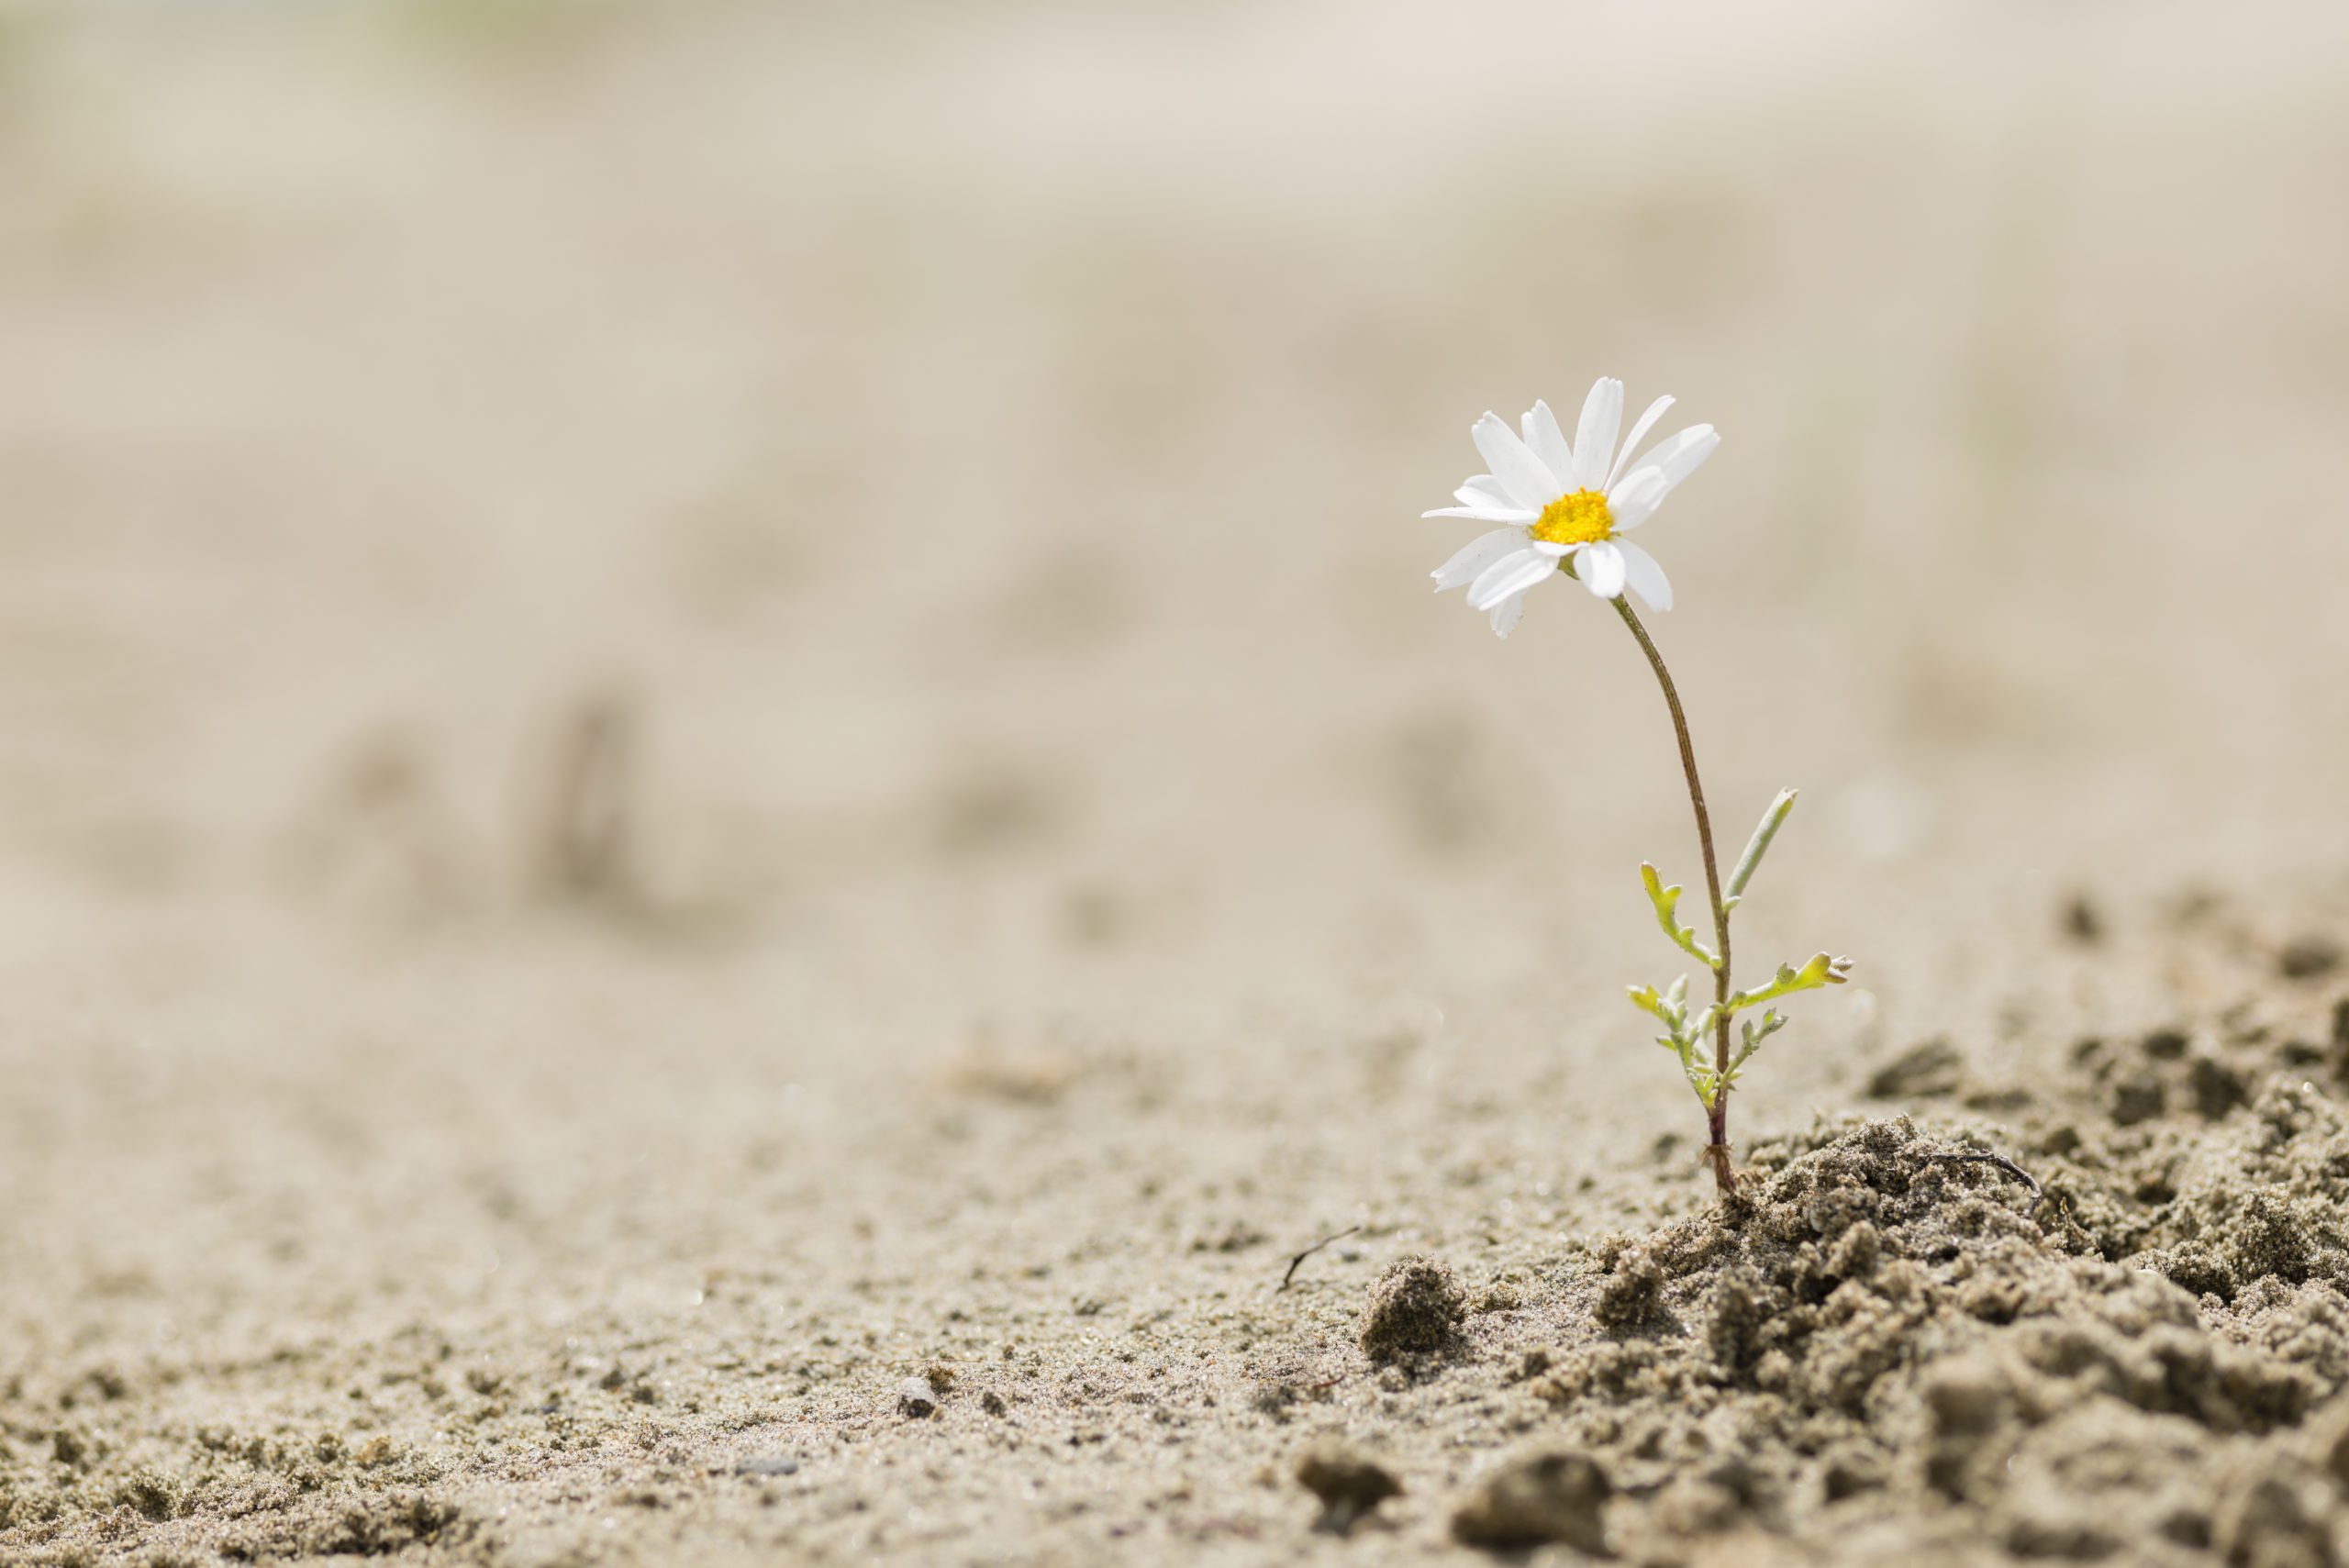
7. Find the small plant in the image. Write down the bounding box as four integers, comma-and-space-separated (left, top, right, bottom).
1424, 376, 1850, 1198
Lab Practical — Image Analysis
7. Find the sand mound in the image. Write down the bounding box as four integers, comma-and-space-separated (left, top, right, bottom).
1528, 1082, 2349, 1563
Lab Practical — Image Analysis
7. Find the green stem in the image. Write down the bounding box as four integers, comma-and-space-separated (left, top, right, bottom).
1611, 595, 1736, 1199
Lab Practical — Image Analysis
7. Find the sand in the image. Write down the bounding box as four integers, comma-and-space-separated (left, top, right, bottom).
6, 3, 2349, 1564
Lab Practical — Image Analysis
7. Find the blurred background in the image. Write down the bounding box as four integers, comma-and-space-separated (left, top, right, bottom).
4, 0, 2349, 1373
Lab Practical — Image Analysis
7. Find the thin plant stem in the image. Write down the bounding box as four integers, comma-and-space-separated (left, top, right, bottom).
1610, 595, 1737, 1198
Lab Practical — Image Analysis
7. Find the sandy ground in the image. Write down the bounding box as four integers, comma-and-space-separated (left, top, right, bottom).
6, 3, 2349, 1563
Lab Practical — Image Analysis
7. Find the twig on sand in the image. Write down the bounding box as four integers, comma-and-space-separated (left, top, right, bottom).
1921, 1151, 2045, 1215
1278, 1226, 1364, 1293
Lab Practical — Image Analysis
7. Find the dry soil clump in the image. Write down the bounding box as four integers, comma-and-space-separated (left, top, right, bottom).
1530, 1074, 2349, 1565
1359, 1255, 1469, 1362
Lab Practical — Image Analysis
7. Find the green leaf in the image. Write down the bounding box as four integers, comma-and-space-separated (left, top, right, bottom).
1641, 862, 1720, 970
1723, 788, 1798, 910
1725, 952, 1854, 1015
1725, 1008, 1787, 1081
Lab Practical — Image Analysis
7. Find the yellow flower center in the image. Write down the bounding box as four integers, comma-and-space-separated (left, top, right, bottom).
1531, 489, 1613, 548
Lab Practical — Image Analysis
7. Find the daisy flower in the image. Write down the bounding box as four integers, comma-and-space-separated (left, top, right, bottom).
1425, 377, 1720, 637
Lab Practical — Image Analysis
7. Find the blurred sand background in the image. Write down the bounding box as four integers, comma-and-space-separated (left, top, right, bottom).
4, 2, 2349, 1562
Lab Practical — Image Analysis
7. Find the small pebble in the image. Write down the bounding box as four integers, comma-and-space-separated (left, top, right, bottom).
1296, 1440, 1401, 1535
734, 1454, 800, 1477
2062, 893, 2102, 942
896, 1376, 940, 1418
2280, 936, 2343, 981
1865, 1038, 1965, 1100
1451, 1451, 1611, 1552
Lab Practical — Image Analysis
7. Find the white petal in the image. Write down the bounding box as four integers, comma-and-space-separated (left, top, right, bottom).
1488, 592, 1527, 639
1431, 528, 1528, 592
1625, 426, 1720, 495
1605, 395, 1675, 491
1467, 547, 1557, 612
1423, 503, 1538, 523
1471, 414, 1562, 511
1458, 475, 1517, 508
1606, 468, 1670, 531
1521, 400, 1574, 486
1577, 539, 1627, 598
1616, 539, 1673, 612
1530, 539, 1573, 557
1572, 377, 1623, 491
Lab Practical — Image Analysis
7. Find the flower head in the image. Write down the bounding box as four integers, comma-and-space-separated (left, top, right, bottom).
1424, 377, 1719, 636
